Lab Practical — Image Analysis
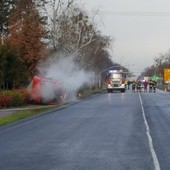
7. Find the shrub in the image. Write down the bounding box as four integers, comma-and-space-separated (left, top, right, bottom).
0, 89, 30, 108
0, 95, 12, 108
16, 89, 30, 104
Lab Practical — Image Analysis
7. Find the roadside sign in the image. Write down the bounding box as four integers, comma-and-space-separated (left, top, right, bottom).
164, 69, 170, 82
150, 75, 160, 81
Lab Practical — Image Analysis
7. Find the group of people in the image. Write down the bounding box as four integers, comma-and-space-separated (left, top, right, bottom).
126, 79, 157, 93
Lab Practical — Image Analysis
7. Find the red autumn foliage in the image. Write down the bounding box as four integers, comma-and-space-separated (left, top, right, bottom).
0, 95, 12, 108
7, 0, 47, 77
0, 89, 30, 108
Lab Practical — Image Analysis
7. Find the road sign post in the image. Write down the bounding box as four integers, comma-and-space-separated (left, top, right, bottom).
164, 69, 170, 91
164, 69, 170, 83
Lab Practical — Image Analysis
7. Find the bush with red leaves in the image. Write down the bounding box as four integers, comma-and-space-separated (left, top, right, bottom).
0, 89, 30, 108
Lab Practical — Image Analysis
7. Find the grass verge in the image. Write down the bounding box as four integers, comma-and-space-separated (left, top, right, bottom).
157, 84, 170, 92
0, 106, 56, 126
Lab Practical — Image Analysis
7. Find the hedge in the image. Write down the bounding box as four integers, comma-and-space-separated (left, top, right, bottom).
0, 89, 30, 108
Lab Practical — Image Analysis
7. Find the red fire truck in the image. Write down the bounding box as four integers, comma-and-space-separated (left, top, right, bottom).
105, 70, 126, 93
28, 76, 65, 103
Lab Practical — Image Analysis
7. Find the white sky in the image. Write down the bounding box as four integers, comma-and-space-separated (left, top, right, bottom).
79, 0, 170, 76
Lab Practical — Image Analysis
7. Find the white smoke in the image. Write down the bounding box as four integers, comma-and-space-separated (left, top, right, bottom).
37, 54, 95, 102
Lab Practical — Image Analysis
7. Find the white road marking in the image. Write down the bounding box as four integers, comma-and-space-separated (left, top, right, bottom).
139, 93, 161, 170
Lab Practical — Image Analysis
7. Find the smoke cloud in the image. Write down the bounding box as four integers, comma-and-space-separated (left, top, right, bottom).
37, 54, 95, 102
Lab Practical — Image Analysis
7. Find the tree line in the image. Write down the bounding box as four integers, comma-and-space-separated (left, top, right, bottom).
141, 49, 170, 79
0, 0, 121, 90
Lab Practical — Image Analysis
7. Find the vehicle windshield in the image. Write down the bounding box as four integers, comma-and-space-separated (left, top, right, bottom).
109, 73, 122, 79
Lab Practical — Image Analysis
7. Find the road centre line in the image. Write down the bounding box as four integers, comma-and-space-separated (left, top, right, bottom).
139, 93, 161, 170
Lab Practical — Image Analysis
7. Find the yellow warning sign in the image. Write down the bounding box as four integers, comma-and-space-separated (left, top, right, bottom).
164, 69, 170, 82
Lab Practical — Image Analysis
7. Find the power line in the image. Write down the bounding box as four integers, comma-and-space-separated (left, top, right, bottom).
100, 11, 170, 17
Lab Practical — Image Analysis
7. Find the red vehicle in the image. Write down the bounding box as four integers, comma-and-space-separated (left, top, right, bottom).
28, 76, 65, 103
105, 70, 126, 93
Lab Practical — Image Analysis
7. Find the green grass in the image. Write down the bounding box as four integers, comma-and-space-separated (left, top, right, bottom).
0, 106, 56, 126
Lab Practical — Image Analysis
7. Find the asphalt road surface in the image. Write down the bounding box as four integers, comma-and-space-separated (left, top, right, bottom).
0, 89, 169, 170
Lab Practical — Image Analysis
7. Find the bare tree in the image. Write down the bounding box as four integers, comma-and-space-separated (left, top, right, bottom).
154, 53, 166, 76
41, 0, 114, 73
40, 0, 75, 51
165, 49, 170, 65
141, 65, 156, 77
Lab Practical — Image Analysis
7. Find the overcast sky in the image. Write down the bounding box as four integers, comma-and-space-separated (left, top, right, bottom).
79, 0, 170, 76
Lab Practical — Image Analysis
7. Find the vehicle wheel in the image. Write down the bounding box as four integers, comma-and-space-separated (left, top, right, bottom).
121, 89, 125, 93
107, 89, 112, 93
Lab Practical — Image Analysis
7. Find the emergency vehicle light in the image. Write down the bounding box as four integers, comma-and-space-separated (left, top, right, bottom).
108, 70, 117, 73
108, 70, 124, 73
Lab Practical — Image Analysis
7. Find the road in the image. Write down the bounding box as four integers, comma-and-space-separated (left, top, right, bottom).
0, 89, 169, 170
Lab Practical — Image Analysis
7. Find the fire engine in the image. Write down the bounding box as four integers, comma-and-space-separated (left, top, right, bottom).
105, 70, 126, 93
28, 76, 65, 103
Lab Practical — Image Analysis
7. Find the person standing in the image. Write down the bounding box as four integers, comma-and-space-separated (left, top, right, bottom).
152, 80, 157, 92
144, 80, 148, 92
132, 81, 136, 92
127, 80, 131, 90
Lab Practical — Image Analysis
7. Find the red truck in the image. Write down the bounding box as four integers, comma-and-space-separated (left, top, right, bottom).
28, 76, 65, 103
105, 70, 126, 93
